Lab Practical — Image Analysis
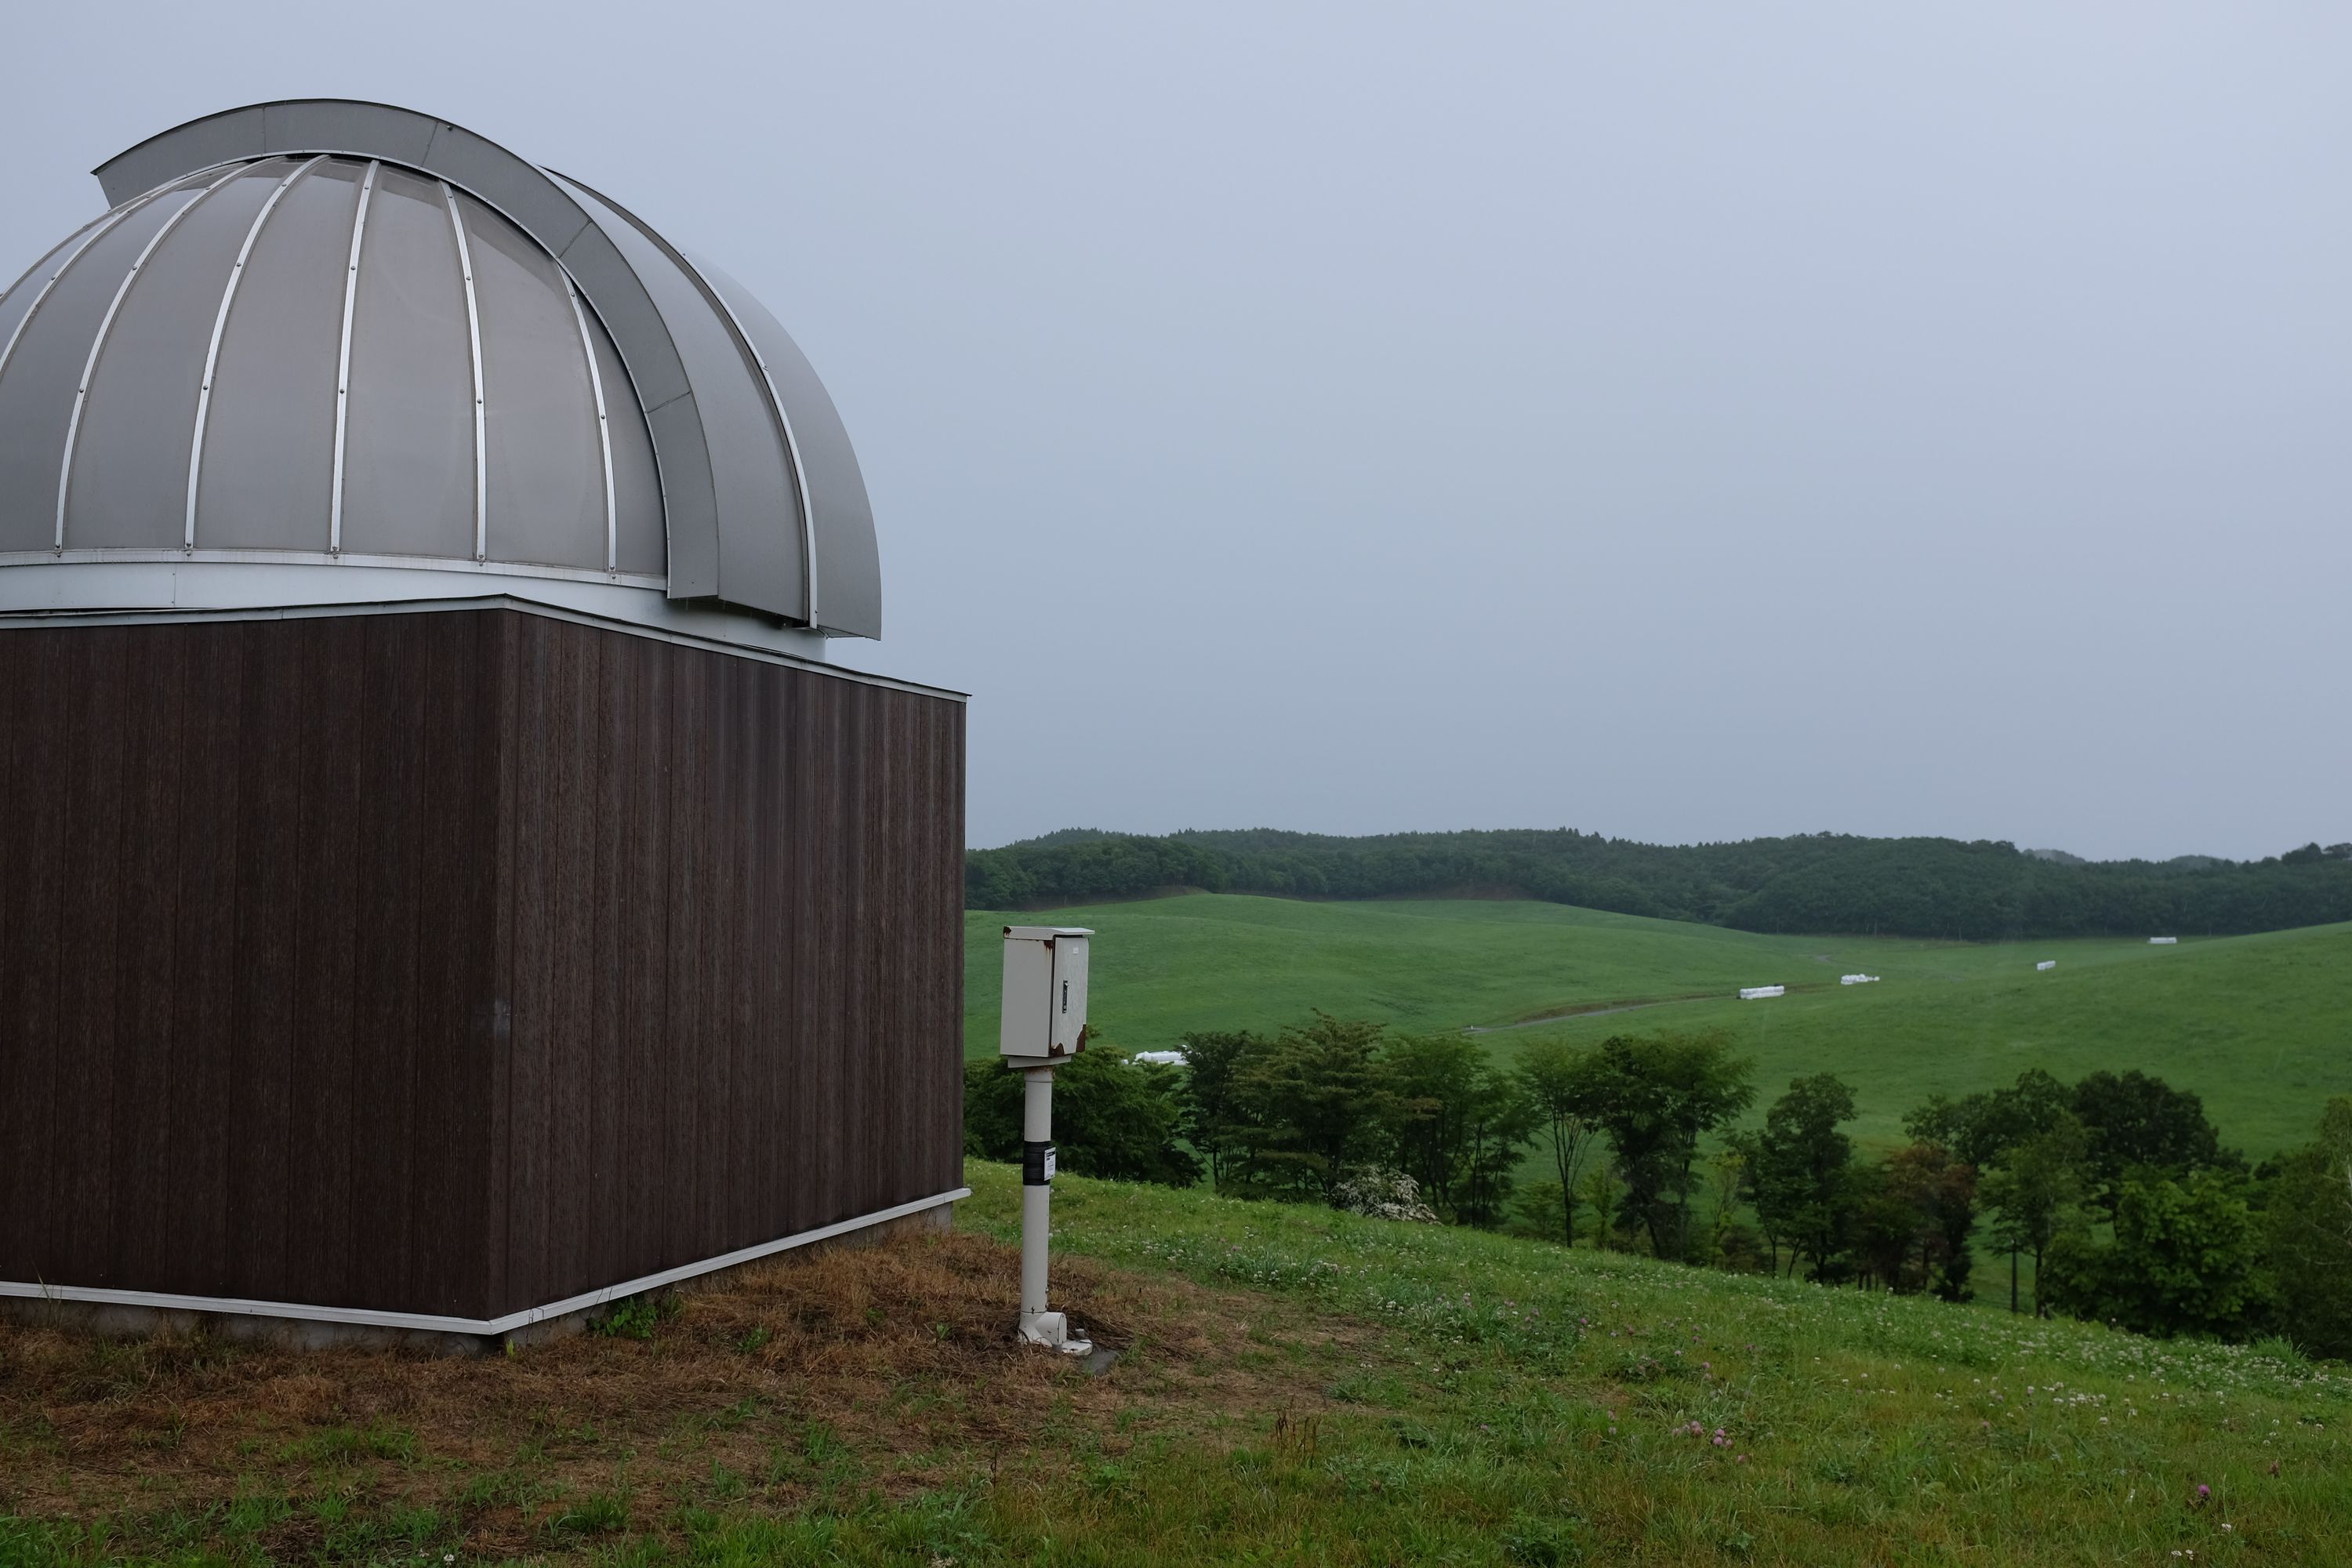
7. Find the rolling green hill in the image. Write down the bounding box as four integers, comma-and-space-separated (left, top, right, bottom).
965, 895, 2352, 1155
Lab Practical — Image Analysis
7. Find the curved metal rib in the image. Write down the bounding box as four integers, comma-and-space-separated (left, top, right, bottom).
442, 183, 489, 561
56, 163, 250, 550
561, 271, 619, 575
186, 156, 326, 550
328, 161, 381, 555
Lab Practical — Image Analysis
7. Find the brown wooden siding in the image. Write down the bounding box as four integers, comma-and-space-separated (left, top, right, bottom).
0, 606, 965, 1321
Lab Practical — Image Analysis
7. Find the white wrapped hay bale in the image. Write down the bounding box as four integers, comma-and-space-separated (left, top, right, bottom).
1739, 985, 1786, 1000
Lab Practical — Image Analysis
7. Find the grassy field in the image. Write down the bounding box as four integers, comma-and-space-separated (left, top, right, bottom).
965, 897, 2352, 1153
9, 1163, 2343, 1565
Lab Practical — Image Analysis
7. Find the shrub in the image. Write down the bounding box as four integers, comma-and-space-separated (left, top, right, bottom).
964, 1048, 1202, 1186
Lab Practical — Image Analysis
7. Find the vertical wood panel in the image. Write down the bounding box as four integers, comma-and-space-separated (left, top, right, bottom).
583, 626, 624, 1288
662, 649, 710, 1263
165, 625, 245, 1295
408, 613, 499, 1317
0, 630, 69, 1280
482, 611, 521, 1315
287, 617, 365, 1304
106, 622, 188, 1288
507, 614, 557, 1302
53, 631, 129, 1282
347, 615, 427, 1309
226, 626, 303, 1301
619, 633, 670, 1283
707, 655, 747, 1247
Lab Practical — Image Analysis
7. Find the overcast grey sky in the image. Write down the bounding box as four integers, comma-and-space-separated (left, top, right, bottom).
6, 4, 2347, 860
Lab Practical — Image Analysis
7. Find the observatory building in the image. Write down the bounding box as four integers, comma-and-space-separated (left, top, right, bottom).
0, 102, 967, 1343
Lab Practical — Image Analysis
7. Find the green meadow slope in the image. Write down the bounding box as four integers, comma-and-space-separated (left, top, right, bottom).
11, 1167, 2346, 1564
964, 896, 2352, 1155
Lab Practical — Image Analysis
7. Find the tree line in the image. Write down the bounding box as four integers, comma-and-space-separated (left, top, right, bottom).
967, 1022, 2352, 1357
965, 828, 2352, 940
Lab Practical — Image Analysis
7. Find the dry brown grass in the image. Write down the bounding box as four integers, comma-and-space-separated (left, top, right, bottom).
0, 1227, 1374, 1559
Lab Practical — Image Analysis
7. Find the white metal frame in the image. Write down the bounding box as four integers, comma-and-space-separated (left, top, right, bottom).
327, 161, 380, 555
0, 546, 659, 587
0, 1187, 970, 1338
442, 182, 490, 561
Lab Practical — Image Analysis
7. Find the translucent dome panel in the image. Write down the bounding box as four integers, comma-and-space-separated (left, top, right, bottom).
463, 193, 604, 571
195, 160, 361, 551
590, 309, 664, 578
0, 216, 107, 441
339, 165, 474, 560
62, 163, 283, 550
0, 174, 214, 552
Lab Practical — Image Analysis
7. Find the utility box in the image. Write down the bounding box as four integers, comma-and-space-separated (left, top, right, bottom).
1000, 926, 1093, 1062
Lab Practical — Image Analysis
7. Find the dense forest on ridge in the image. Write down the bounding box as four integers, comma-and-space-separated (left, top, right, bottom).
964, 827, 2352, 940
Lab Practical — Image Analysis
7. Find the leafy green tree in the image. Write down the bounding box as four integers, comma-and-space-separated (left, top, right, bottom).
2258, 1094, 2352, 1357
1516, 1039, 1606, 1244
1232, 1012, 1396, 1203
1848, 1145, 1974, 1296
2071, 1069, 2235, 1208
1846, 1160, 1902, 1290
1579, 1032, 1755, 1260
964, 1058, 1023, 1161
1578, 1157, 1624, 1250
1702, 1142, 1759, 1269
1454, 1063, 1539, 1228
963, 1047, 1202, 1185
1381, 1034, 1537, 1225
1753, 1073, 1858, 1280
1178, 1029, 1268, 1189
1977, 1115, 2089, 1316
2043, 1170, 2266, 1338
1908, 1069, 2073, 1171
1383, 1034, 1484, 1214
1900, 1142, 1978, 1301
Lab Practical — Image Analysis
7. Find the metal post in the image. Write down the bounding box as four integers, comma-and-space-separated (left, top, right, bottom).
1016, 1064, 1091, 1354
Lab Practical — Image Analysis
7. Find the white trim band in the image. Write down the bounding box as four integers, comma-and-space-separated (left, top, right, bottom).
0, 586, 967, 702
0, 1187, 971, 1337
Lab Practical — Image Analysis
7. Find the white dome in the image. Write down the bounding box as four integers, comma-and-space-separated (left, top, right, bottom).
0, 100, 880, 641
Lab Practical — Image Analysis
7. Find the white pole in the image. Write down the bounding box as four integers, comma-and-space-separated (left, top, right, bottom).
1020, 1065, 1054, 1332
1015, 1062, 1091, 1354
